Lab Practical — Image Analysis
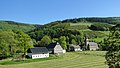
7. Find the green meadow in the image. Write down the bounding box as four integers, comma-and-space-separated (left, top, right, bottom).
70, 22, 92, 26
0, 51, 108, 68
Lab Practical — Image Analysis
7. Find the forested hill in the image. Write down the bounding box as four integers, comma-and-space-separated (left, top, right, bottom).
1, 17, 120, 32
0, 21, 35, 32
47, 17, 120, 25
34, 17, 120, 30
28, 17, 120, 43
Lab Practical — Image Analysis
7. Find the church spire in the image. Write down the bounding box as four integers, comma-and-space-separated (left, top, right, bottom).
84, 34, 89, 50
85, 34, 89, 46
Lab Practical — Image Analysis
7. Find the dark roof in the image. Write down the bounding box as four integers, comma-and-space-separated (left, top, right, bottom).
47, 42, 60, 49
27, 47, 49, 54
88, 42, 98, 46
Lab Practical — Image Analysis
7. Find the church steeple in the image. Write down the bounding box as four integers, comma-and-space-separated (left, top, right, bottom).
84, 34, 89, 50
85, 34, 89, 46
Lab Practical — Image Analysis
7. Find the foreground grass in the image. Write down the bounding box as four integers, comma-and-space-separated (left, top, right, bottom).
0, 51, 108, 68
0, 55, 58, 65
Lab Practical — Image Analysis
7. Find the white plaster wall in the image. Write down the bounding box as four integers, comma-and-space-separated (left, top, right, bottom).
54, 45, 63, 54
90, 46, 98, 50
63, 50, 66, 53
32, 53, 49, 59
75, 48, 82, 51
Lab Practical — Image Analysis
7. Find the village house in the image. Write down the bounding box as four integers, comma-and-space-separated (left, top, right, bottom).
87, 42, 99, 50
85, 36, 99, 50
47, 42, 66, 54
27, 47, 49, 59
70, 44, 82, 51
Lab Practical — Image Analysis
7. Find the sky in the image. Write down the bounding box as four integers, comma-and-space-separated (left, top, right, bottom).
0, 0, 120, 24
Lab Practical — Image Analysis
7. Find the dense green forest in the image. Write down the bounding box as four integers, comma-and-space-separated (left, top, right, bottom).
51, 17, 120, 24
104, 24, 120, 68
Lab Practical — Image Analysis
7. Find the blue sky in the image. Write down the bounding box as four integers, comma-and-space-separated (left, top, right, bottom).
0, 0, 120, 24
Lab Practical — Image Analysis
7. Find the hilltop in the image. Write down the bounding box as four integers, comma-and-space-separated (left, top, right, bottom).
1, 17, 119, 31
0, 21, 35, 32
50, 17, 120, 24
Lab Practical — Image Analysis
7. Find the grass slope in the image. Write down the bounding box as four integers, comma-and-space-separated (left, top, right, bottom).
0, 21, 35, 32
70, 22, 92, 26
0, 51, 108, 68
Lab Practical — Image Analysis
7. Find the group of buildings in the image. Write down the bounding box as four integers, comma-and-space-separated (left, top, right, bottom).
27, 37, 99, 59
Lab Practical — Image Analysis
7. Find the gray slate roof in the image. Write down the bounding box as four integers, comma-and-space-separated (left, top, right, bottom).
47, 42, 60, 49
87, 42, 98, 46
27, 47, 49, 54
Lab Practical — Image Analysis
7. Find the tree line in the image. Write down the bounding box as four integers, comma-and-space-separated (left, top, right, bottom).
28, 28, 84, 50
99, 24, 120, 68
0, 30, 33, 59
49, 17, 120, 24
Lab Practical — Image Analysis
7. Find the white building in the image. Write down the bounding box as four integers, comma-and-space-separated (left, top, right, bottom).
27, 47, 49, 59
47, 42, 66, 54
85, 36, 99, 50
87, 42, 99, 50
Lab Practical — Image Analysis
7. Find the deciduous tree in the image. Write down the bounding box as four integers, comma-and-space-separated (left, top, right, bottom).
58, 36, 67, 49
105, 24, 120, 68
38, 35, 51, 47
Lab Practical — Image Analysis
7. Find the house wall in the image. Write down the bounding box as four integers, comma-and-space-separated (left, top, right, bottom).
54, 45, 64, 54
27, 53, 49, 59
63, 50, 66, 53
89, 46, 98, 50
75, 48, 82, 51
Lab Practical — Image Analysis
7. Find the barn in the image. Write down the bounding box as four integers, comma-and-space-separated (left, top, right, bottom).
27, 47, 49, 59
87, 42, 99, 50
47, 42, 66, 54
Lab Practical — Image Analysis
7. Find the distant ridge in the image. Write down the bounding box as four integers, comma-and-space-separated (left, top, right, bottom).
0, 20, 35, 32
48, 17, 120, 25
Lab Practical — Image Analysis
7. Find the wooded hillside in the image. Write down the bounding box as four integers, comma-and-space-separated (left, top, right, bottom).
0, 21, 35, 32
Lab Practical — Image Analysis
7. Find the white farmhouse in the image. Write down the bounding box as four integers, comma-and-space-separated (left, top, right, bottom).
47, 42, 66, 54
27, 47, 49, 59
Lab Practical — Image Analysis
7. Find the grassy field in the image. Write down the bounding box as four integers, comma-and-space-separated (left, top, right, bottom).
0, 51, 108, 68
99, 31, 110, 36
90, 31, 110, 42
70, 22, 92, 26
69, 23, 92, 30
92, 38, 104, 42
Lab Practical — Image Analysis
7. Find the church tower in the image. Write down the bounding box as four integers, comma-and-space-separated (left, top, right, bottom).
85, 36, 89, 46
84, 34, 89, 50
